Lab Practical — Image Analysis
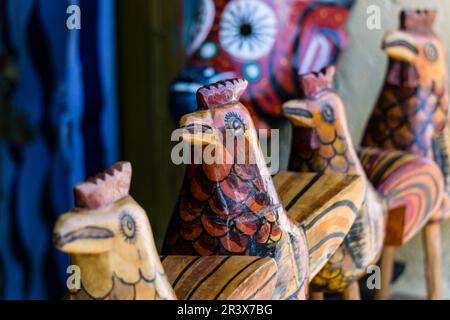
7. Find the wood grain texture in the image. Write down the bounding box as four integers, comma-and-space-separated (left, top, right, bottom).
359, 147, 444, 245
273, 172, 364, 279
162, 256, 277, 300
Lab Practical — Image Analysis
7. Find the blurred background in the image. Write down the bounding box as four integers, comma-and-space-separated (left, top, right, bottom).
0, 0, 449, 299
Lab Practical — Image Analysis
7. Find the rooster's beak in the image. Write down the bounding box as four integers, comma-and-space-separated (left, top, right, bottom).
53, 210, 114, 254
179, 114, 218, 145
382, 31, 418, 63
282, 101, 314, 128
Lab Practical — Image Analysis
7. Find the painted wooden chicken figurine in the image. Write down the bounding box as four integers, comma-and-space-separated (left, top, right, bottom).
283, 66, 444, 299
53, 161, 280, 300
164, 79, 309, 300
362, 9, 449, 299
163, 78, 366, 300
53, 162, 177, 300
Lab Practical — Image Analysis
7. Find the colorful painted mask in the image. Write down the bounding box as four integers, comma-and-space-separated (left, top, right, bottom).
170, 0, 354, 131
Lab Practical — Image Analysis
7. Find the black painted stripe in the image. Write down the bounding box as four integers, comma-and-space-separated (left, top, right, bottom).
285, 276, 307, 300
171, 256, 202, 289
283, 107, 313, 119
370, 154, 405, 186
246, 271, 277, 300
303, 200, 359, 231
213, 257, 264, 300
186, 256, 231, 300
309, 232, 347, 254
383, 40, 419, 55
286, 173, 322, 211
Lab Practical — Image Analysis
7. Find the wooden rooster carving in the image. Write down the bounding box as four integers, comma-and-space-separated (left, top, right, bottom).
283, 66, 444, 299
53, 162, 177, 300
163, 78, 366, 300
53, 161, 279, 300
362, 9, 448, 299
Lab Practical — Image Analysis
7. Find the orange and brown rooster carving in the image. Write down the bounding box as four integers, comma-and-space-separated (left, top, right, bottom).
363, 10, 449, 220
362, 9, 449, 299
163, 79, 309, 300
283, 66, 385, 295
283, 66, 443, 298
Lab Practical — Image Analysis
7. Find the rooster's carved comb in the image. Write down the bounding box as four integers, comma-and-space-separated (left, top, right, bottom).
74, 161, 132, 209
197, 78, 248, 110
400, 9, 436, 33
299, 66, 335, 98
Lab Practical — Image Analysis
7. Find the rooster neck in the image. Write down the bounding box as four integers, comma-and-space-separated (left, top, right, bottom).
290, 126, 365, 177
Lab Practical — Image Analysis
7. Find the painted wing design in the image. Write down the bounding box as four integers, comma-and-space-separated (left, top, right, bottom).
164, 162, 282, 257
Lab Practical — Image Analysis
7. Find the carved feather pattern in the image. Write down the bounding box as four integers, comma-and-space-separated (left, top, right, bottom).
165, 159, 283, 257
363, 84, 448, 159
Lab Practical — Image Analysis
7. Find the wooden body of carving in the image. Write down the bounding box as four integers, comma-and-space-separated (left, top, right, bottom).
362, 10, 449, 222
359, 147, 443, 246
162, 255, 277, 300
274, 172, 364, 278
282, 66, 443, 292
163, 79, 365, 299
53, 162, 280, 300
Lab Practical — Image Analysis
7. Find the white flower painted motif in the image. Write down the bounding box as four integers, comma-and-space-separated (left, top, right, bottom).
219, 0, 277, 61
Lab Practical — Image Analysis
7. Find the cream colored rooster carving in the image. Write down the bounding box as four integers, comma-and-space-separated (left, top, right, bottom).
53, 162, 177, 300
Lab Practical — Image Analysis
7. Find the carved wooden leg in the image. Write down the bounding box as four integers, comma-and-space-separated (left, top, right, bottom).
375, 246, 395, 300
423, 222, 443, 300
341, 281, 360, 300
309, 291, 324, 300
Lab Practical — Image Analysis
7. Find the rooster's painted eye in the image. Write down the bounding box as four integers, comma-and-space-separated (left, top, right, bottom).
424, 42, 438, 62
219, 0, 277, 61
321, 104, 335, 124
120, 212, 137, 243
225, 112, 246, 136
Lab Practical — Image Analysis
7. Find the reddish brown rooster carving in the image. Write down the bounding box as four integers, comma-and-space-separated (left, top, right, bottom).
362, 9, 449, 299
163, 79, 309, 300
283, 66, 443, 298
363, 9, 449, 220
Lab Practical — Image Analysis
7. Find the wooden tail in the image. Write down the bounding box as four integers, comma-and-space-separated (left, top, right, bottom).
274, 172, 364, 278
162, 256, 277, 300
359, 147, 444, 246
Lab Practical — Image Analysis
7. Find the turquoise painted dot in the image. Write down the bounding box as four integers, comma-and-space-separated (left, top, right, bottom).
243, 62, 261, 81
199, 41, 218, 60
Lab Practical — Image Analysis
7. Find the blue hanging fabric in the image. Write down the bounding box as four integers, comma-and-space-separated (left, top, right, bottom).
0, 0, 118, 299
